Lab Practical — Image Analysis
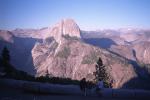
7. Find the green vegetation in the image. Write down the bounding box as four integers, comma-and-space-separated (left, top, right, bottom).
93, 57, 111, 88
82, 51, 99, 64
57, 46, 71, 59
0, 47, 14, 75
35, 76, 79, 85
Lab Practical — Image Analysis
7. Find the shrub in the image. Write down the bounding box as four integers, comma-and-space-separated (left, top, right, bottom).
93, 57, 111, 88
57, 47, 71, 59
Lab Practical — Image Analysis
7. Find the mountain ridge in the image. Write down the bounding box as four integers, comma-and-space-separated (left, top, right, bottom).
0, 18, 150, 89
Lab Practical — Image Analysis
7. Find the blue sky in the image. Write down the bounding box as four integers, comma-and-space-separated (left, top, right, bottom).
0, 0, 150, 30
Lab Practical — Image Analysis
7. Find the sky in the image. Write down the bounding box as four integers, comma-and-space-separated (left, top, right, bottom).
0, 0, 150, 30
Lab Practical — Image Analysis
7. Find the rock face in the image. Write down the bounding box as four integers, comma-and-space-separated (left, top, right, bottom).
133, 41, 150, 64
82, 29, 150, 85
83, 29, 150, 65
110, 45, 136, 61
32, 19, 137, 88
110, 34, 150, 65
44, 19, 81, 43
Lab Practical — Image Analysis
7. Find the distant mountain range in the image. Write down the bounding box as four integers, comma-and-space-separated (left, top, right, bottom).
0, 19, 150, 89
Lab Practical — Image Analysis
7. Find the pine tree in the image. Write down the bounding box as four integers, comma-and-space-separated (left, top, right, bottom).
1, 47, 12, 74
2, 47, 10, 63
94, 57, 110, 87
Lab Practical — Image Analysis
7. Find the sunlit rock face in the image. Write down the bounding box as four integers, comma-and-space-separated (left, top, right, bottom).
44, 19, 81, 43
32, 19, 137, 88
133, 41, 150, 64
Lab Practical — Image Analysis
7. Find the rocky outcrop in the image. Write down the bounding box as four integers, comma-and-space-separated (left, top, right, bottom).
32, 19, 137, 88
44, 19, 81, 43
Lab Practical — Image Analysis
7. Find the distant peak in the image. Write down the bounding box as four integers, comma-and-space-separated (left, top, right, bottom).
45, 19, 81, 42
61, 18, 80, 36
62, 18, 76, 24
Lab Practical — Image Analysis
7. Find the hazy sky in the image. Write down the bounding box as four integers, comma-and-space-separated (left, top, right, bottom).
0, 0, 150, 30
